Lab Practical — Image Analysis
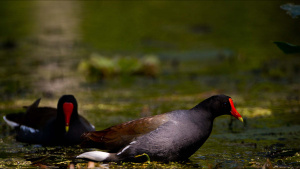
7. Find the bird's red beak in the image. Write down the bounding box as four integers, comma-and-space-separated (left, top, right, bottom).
63, 102, 74, 132
229, 98, 243, 122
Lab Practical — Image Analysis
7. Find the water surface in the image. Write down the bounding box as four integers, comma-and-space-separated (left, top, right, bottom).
0, 1, 299, 168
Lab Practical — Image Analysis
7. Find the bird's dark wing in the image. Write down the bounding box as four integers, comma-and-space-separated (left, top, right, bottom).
24, 99, 57, 129
81, 114, 168, 152
3, 98, 41, 128
4, 98, 57, 129
24, 107, 57, 129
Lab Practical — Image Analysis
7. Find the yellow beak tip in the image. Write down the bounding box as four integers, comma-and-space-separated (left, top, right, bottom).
65, 126, 69, 132
238, 117, 244, 123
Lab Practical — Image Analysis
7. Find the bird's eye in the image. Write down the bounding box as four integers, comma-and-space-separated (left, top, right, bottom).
222, 102, 228, 107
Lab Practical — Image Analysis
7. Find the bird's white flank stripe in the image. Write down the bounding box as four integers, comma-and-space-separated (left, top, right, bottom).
77, 151, 110, 162
3, 116, 20, 128
117, 145, 130, 156
20, 125, 39, 133
117, 141, 137, 156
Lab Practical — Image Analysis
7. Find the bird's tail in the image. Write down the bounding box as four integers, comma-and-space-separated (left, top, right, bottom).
77, 151, 119, 162
3, 115, 20, 128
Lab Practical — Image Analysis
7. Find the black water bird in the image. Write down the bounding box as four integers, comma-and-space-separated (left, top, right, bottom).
77, 94, 243, 162
3, 95, 95, 146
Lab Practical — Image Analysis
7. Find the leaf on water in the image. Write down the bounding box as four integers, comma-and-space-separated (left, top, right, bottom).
273, 42, 300, 54
280, 3, 300, 18
77, 53, 161, 81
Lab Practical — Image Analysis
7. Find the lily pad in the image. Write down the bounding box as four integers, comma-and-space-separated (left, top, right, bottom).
273, 41, 300, 54
280, 3, 300, 18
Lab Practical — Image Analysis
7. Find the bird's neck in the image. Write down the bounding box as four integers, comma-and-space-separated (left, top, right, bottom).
186, 108, 214, 150
190, 104, 215, 120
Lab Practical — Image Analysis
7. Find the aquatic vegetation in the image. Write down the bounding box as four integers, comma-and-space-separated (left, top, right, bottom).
78, 53, 160, 81
238, 107, 272, 118
274, 4, 300, 54
274, 42, 300, 54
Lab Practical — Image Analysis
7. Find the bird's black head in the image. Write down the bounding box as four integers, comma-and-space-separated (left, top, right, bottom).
57, 95, 78, 132
194, 94, 243, 122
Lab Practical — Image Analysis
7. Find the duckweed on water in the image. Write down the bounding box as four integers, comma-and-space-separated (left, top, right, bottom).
75, 161, 199, 169
0, 158, 31, 167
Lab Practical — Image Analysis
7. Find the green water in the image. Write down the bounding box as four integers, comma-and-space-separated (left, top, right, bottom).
0, 1, 299, 168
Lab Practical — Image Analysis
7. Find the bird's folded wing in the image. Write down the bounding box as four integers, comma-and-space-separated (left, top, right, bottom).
81, 114, 168, 152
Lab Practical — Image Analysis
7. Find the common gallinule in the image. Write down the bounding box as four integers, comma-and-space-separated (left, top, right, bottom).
3, 95, 95, 146
77, 94, 243, 162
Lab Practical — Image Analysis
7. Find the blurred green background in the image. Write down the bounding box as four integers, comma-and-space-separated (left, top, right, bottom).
0, 1, 299, 168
